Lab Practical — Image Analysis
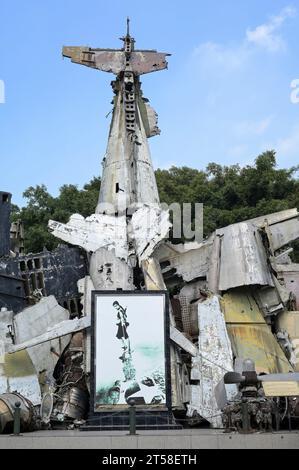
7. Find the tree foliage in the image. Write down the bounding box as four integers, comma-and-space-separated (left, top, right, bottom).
12, 151, 299, 259
12, 177, 101, 253
156, 151, 299, 241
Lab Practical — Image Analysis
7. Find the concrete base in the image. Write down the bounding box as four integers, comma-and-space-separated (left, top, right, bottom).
0, 429, 298, 449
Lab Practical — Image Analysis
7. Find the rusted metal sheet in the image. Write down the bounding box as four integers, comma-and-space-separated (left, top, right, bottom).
222, 288, 293, 373
217, 222, 273, 291
222, 288, 265, 324
227, 323, 292, 374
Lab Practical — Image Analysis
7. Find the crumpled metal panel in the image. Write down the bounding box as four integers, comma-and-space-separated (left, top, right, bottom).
222, 288, 293, 374
63, 47, 124, 73
138, 100, 160, 138
253, 284, 286, 318
223, 285, 287, 321
49, 206, 170, 264
129, 51, 170, 75
156, 239, 213, 283
62, 47, 170, 76
227, 324, 292, 374
48, 213, 128, 259
217, 222, 273, 291
266, 216, 299, 251
222, 289, 265, 324
13, 296, 71, 390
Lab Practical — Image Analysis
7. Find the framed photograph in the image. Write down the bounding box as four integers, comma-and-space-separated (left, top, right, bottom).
91, 291, 170, 412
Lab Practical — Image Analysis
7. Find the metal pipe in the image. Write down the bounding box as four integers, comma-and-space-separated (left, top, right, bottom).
128, 399, 136, 435
13, 402, 21, 436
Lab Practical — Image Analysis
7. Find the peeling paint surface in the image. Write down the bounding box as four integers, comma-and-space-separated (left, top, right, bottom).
187, 296, 235, 428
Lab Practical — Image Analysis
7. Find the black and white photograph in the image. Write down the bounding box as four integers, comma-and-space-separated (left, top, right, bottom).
93, 292, 168, 409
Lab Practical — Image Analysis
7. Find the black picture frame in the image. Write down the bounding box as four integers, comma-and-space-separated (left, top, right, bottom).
90, 290, 171, 415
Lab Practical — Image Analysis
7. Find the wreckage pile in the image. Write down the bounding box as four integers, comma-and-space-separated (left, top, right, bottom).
1, 25, 299, 433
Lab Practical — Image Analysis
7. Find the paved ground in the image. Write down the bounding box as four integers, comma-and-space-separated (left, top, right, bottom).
0, 429, 298, 449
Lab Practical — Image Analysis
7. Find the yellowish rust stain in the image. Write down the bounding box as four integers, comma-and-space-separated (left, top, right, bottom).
3, 351, 35, 378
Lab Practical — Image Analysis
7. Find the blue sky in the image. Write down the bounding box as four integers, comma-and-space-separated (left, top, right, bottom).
0, 0, 299, 206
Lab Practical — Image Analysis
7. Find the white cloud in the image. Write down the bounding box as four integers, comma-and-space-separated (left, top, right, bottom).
246, 6, 296, 52
193, 6, 296, 73
234, 116, 273, 137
